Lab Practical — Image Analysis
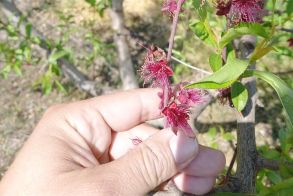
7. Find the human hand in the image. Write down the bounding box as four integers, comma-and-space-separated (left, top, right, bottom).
0, 88, 225, 196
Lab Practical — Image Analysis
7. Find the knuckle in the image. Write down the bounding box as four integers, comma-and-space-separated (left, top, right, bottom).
136, 142, 174, 188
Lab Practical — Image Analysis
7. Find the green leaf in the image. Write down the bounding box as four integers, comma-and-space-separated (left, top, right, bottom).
207, 127, 218, 139
49, 50, 69, 64
85, 0, 96, 6
41, 74, 52, 95
25, 23, 32, 39
259, 177, 293, 196
186, 58, 249, 89
51, 63, 61, 76
245, 70, 293, 127
231, 82, 249, 112
209, 52, 222, 72
287, 0, 293, 15
55, 80, 66, 93
189, 20, 218, 48
0, 65, 11, 79
219, 23, 269, 48
266, 170, 282, 184
12, 62, 22, 76
222, 132, 235, 141
192, 0, 207, 20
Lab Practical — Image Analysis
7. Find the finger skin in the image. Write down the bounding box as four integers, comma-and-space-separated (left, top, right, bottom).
110, 124, 159, 160
174, 173, 216, 195
82, 88, 162, 131
0, 88, 226, 196
183, 146, 226, 177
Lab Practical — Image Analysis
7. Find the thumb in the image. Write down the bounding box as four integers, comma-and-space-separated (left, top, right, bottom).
108, 128, 199, 195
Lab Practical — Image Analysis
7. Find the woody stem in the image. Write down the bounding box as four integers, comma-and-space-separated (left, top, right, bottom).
166, 0, 185, 62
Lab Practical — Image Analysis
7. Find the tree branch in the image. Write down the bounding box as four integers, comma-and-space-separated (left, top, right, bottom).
257, 157, 293, 171
279, 28, 293, 34
234, 36, 258, 194
109, 0, 138, 90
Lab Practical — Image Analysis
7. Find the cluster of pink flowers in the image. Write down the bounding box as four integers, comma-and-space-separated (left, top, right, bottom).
215, 0, 264, 25
162, 0, 178, 16
140, 47, 205, 138
162, 0, 186, 16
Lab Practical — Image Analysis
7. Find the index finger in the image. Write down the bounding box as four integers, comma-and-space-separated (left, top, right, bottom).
86, 88, 162, 131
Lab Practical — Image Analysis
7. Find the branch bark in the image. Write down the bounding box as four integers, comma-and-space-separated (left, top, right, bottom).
109, 0, 138, 90
257, 157, 293, 171
235, 36, 258, 194
0, 0, 108, 96
280, 28, 293, 33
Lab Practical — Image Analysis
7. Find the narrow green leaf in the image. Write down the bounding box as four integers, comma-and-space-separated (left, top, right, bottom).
41, 74, 52, 95
209, 52, 222, 72
219, 23, 269, 48
49, 50, 69, 64
266, 170, 282, 184
192, 0, 207, 20
25, 23, 32, 39
287, 0, 293, 15
231, 82, 249, 112
189, 20, 218, 48
85, 0, 96, 6
55, 80, 66, 93
222, 133, 235, 141
259, 177, 293, 196
245, 70, 293, 127
186, 58, 249, 89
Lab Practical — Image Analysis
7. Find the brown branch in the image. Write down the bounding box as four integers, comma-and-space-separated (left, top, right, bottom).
109, 0, 138, 90
0, 0, 103, 96
257, 157, 293, 171
234, 36, 258, 194
215, 36, 259, 194
279, 28, 293, 34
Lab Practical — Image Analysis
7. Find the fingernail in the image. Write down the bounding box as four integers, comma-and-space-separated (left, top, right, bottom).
169, 131, 199, 169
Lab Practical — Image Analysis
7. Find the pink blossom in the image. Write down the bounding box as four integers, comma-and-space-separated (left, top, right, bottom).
215, 0, 264, 25
141, 60, 173, 87
158, 87, 173, 109
140, 47, 173, 87
215, 0, 232, 16
176, 83, 205, 106
162, 102, 195, 138
228, 0, 264, 25
162, 0, 178, 16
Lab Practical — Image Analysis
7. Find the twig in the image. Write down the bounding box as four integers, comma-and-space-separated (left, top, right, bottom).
226, 146, 237, 180
171, 56, 212, 75
279, 28, 293, 33
166, 0, 185, 62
